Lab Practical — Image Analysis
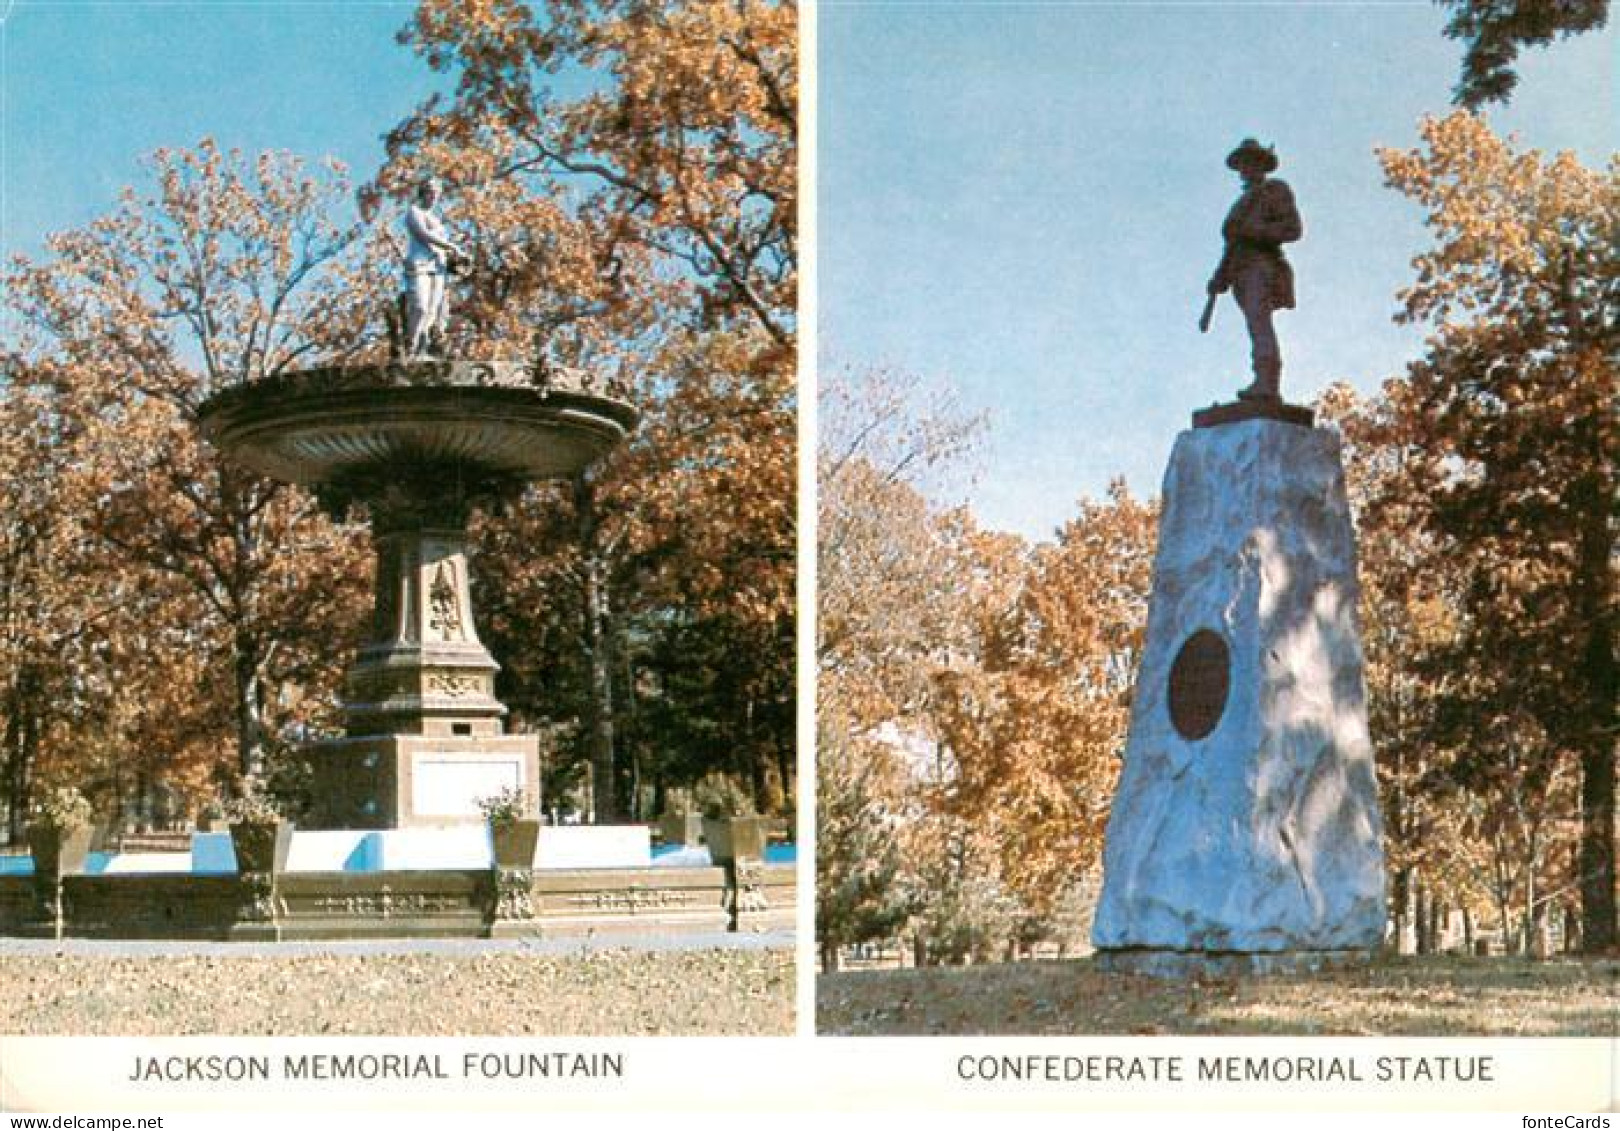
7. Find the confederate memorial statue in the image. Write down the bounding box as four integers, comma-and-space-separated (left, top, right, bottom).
1091, 139, 1384, 976
1201, 138, 1303, 402
402, 177, 466, 358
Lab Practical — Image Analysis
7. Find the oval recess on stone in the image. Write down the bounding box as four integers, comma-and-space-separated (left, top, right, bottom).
1167, 628, 1230, 741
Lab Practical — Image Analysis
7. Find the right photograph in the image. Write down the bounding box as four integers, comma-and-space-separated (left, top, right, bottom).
815, 3, 1617, 1036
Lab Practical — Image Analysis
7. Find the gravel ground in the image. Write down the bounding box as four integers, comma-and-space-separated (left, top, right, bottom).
818, 954, 1619, 1036
1, 942, 795, 1036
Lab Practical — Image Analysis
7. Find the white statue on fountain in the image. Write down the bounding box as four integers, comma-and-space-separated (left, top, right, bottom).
402, 177, 466, 359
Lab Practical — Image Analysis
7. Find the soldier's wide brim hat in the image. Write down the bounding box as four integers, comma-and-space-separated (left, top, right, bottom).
1226, 138, 1279, 172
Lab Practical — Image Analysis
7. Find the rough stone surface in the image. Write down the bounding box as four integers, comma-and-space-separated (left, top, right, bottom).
1093, 948, 1374, 978
1192, 397, 1314, 429
1092, 419, 1385, 955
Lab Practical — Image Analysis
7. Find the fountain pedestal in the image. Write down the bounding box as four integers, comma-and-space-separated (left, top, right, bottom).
199, 360, 636, 829
315, 493, 529, 829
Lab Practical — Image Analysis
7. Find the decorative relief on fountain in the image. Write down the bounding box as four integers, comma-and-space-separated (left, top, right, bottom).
491, 868, 537, 921
237, 873, 283, 923
565, 887, 695, 914
428, 561, 465, 641
426, 672, 483, 698
312, 887, 467, 919
730, 861, 770, 916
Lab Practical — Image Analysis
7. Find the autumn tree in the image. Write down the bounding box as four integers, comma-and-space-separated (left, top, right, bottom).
818, 367, 984, 744
816, 365, 985, 964
1436, 0, 1609, 108
816, 712, 915, 970
0, 353, 153, 837
1376, 112, 1617, 952
931, 485, 1156, 937
1328, 382, 1571, 955
902, 802, 1018, 966
818, 364, 1158, 963
380, 0, 797, 822
5, 141, 376, 794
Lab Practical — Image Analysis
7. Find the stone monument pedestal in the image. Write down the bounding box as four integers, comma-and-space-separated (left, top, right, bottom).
1091, 412, 1385, 971
305, 735, 539, 830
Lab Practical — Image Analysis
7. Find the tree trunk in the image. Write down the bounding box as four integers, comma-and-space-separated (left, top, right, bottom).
569, 478, 621, 824
1577, 731, 1616, 952
1490, 839, 1514, 957
820, 940, 841, 973
3, 665, 41, 844
583, 553, 618, 824
774, 743, 795, 820
1522, 866, 1538, 960
234, 628, 267, 781
1393, 866, 1416, 955
226, 478, 269, 784
622, 648, 641, 821
1415, 880, 1432, 955
1490, 887, 1516, 952
1575, 434, 1617, 953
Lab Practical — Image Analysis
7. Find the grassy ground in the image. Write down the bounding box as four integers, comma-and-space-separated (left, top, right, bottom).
2, 946, 795, 1036
817, 954, 1618, 1036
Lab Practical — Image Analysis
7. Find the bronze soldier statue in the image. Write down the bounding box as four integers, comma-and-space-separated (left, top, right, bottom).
1204, 139, 1303, 401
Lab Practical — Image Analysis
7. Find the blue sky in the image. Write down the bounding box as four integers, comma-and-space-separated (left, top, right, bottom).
1, 0, 435, 264
3, 1, 1613, 545
819, 1, 1616, 541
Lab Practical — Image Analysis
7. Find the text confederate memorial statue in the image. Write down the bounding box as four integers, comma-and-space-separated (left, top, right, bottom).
1203, 138, 1303, 402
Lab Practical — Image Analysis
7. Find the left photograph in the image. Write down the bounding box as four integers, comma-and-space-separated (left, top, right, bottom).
0, 0, 796, 1036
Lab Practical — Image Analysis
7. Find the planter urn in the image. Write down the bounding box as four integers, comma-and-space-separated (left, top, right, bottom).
229, 820, 295, 874
27, 823, 94, 878
490, 819, 541, 868
703, 816, 768, 864
660, 810, 704, 847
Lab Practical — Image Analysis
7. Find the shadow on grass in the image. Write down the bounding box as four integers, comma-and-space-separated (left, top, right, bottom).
816, 953, 1619, 1037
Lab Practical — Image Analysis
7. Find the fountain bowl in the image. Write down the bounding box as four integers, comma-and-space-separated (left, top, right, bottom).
198, 360, 638, 491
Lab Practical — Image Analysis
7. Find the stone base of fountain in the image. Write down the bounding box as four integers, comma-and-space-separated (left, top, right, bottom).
0, 852, 797, 941
303, 734, 541, 830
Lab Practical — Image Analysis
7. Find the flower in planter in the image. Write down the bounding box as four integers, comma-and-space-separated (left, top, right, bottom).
693, 773, 757, 821
221, 777, 284, 825
28, 785, 97, 879
476, 785, 536, 827
222, 778, 293, 875
478, 786, 540, 871
29, 786, 94, 832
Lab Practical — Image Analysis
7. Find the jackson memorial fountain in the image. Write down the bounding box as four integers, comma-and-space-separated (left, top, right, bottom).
0, 192, 794, 941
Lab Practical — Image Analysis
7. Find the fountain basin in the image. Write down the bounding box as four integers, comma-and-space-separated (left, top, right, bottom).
198, 360, 637, 490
